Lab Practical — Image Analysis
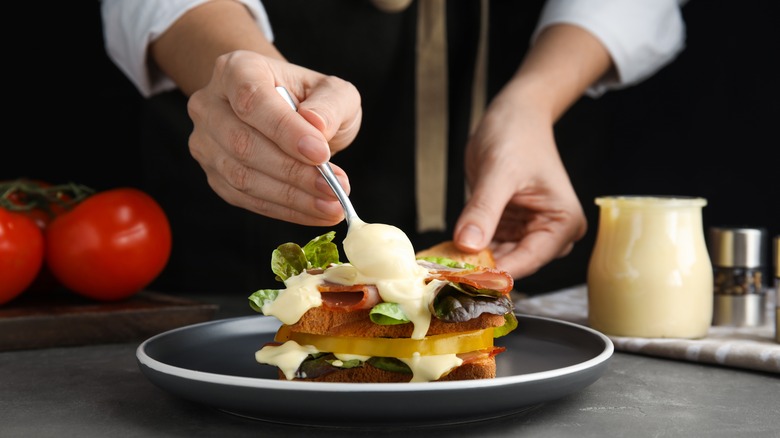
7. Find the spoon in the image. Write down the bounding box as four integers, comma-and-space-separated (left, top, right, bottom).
275, 86, 360, 226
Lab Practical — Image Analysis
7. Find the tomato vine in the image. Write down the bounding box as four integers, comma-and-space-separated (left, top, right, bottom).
0, 179, 94, 225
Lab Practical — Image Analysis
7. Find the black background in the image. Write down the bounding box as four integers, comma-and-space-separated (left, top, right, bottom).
3, 1, 776, 295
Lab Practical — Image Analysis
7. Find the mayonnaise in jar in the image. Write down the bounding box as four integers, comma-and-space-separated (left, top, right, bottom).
586, 196, 713, 338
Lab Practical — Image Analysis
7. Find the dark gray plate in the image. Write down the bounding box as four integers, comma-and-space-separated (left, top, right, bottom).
137, 314, 613, 427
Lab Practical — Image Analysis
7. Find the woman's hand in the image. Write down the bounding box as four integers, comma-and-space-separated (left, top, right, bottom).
453, 24, 611, 279
454, 90, 587, 280
186, 51, 363, 226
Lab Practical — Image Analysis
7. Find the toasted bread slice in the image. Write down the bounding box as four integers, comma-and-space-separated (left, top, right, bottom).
415, 241, 496, 268
287, 306, 506, 338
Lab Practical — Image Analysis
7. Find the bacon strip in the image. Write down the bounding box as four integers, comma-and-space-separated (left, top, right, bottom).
313, 265, 512, 311
428, 268, 514, 294
457, 346, 507, 364
317, 283, 382, 311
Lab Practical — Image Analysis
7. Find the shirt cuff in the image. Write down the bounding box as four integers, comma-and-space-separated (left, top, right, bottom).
532, 0, 687, 97
101, 0, 274, 98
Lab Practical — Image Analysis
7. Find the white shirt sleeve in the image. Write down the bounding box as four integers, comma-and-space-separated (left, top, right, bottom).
533, 0, 689, 97
101, 0, 274, 98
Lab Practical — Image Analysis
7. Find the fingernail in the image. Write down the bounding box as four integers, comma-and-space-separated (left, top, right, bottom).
458, 224, 484, 249
297, 135, 328, 164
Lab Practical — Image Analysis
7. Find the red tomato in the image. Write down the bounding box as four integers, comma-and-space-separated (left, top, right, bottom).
1, 179, 91, 294
45, 188, 172, 301
0, 208, 45, 305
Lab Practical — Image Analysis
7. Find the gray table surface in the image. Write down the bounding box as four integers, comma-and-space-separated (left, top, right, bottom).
3, 293, 778, 438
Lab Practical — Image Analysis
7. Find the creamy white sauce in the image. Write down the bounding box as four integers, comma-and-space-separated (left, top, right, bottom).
343, 219, 422, 279
255, 341, 318, 380
400, 353, 463, 383
333, 353, 371, 362
261, 271, 323, 325
587, 196, 713, 338
258, 342, 462, 381
343, 219, 436, 339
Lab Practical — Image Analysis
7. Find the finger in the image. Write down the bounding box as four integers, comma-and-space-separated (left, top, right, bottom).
207, 167, 346, 226
318, 162, 351, 196
198, 146, 346, 226
294, 78, 362, 154
490, 206, 586, 279
491, 230, 572, 279
188, 96, 344, 223
194, 133, 345, 219
453, 171, 515, 254
213, 54, 332, 165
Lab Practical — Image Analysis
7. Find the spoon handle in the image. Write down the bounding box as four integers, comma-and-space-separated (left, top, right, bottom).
316, 162, 358, 225
275, 86, 358, 225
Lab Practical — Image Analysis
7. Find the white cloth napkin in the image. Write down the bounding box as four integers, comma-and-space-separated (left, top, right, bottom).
514, 285, 779, 374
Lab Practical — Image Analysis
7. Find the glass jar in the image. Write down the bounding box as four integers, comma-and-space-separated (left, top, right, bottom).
587, 196, 713, 338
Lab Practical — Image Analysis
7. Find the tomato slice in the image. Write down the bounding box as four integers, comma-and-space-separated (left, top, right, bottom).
274, 325, 495, 358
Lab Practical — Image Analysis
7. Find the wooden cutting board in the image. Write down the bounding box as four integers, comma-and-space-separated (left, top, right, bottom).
0, 290, 219, 351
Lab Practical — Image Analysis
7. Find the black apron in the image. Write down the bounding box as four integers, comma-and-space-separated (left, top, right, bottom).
135, 0, 612, 296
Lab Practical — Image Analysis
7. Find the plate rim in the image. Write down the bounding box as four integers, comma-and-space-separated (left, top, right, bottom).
136, 313, 614, 393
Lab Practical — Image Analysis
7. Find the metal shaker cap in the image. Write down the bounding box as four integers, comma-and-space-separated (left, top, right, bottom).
708, 227, 766, 268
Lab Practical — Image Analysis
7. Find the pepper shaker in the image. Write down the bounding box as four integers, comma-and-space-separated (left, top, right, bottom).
774, 235, 779, 342
708, 227, 766, 327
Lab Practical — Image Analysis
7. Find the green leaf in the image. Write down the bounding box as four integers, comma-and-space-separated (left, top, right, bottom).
369, 302, 410, 325
302, 231, 340, 269
417, 256, 475, 270
271, 243, 308, 282
326, 357, 363, 369
248, 289, 281, 314
367, 357, 412, 374
493, 312, 518, 338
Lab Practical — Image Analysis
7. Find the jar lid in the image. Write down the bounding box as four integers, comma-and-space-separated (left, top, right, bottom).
708, 227, 766, 268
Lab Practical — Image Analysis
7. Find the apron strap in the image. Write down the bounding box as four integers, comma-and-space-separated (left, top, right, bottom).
415, 0, 449, 232
374, 0, 489, 232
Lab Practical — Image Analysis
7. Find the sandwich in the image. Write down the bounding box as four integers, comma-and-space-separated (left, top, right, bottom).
248, 223, 516, 383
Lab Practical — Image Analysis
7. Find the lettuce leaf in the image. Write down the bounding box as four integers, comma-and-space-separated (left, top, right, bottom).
294, 354, 412, 379
270, 231, 340, 282
302, 231, 340, 269
369, 302, 410, 325
252, 232, 342, 314
367, 356, 412, 374
248, 289, 280, 314
494, 312, 518, 338
271, 243, 308, 282
416, 255, 475, 270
